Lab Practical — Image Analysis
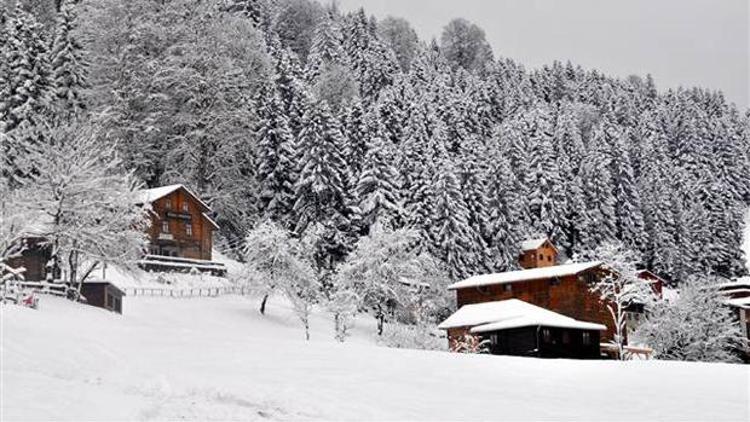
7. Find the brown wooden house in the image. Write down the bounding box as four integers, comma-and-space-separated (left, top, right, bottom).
441, 238, 663, 354
137, 184, 219, 261
4, 237, 52, 282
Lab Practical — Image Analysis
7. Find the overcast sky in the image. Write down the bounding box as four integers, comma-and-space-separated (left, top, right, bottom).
336, 0, 749, 109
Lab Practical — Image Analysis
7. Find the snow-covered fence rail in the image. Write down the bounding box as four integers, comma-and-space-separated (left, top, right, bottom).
17, 281, 68, 297
123, 285, 253, 298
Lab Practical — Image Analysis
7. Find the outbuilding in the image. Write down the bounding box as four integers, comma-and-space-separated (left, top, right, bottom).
80, 281, 126, 314
439, 299, 606, 359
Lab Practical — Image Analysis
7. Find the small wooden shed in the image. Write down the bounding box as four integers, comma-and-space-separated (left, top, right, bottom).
80, 281, 125, 314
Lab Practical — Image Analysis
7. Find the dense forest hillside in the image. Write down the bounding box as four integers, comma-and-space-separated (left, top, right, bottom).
2, 0, 749, 283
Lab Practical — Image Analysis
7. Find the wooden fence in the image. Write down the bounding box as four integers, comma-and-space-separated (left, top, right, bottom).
123, 285, 253, 298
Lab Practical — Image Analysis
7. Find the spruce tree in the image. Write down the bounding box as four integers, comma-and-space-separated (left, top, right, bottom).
50, 0, 88, 119
305, 10, 347, 83
256, 87, 297, 226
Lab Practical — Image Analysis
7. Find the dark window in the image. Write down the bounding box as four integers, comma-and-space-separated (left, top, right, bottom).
547, 255, 552, 262
165, 199, 171, 210
162, 221, 170, 233
186, 223, 193, 237
550, 277, 561, 286
538, 253, 543, 260
503, 284, 512, 293
562, 331, 571, 344
582, 332, 591, 345
182, 202, 189, 212
477, 285, 490, 295
542, 328, 551, 342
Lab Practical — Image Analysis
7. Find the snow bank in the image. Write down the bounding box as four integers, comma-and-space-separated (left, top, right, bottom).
2, 296, 748, 421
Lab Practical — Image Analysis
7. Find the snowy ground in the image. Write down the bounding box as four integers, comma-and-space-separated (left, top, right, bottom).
2, 295, 748, 421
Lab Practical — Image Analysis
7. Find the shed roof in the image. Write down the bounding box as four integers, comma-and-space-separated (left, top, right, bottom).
447, 261, 602, 290
438, 299, 606, 332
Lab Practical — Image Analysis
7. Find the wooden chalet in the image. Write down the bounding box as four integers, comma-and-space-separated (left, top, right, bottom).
439, 237, 663, 358
136, 185, 226, 276
4, 237, 53, 282
438, 299, 605, 359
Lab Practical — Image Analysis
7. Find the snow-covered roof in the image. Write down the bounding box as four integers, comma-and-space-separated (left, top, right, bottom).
521, 237, 556, 252
136, 184, 212, 211
438, 299, 606, 332
636, 269, 667, 284
725, 297, 750, 309
202, 212, 220, 230
447, 261, 602, 290
715, 277, 750, 290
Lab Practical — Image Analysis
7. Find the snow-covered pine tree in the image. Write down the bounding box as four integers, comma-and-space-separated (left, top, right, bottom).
356, 118, 403, 230
343, 98, 368, 182
1, 4, 53, 182
255, 87, 297, 226
49, 0, 88, 119
429, 153, 483, 280
457, 136, 492, 271
523, 105, 566, 244
575, 122, 618, 255
486, 152, 523, 272
611, 128, 648, 254
305, 9, 347, 83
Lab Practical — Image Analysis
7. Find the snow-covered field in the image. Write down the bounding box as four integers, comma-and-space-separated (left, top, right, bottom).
2, 295, 748, 421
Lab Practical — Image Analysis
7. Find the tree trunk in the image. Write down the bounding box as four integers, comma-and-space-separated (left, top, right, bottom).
259, 293, 269, 314
377, 312, 384, 336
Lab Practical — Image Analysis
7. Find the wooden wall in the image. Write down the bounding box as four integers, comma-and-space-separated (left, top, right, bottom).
454, 270, 616, 341
5, 239, 50, 281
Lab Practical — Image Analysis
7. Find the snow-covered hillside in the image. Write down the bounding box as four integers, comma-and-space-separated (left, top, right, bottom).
2, 296, 748, 421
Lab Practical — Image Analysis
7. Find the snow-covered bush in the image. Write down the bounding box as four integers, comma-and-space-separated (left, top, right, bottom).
377, 322, 446, 351
451, 334, 490, 354
634, 276, 746, 363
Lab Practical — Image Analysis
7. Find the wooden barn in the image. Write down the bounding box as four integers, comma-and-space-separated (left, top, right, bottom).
716, 278, 750, 358
442, 237, 663, 353
136, 185, 226, 275
438, 299, 606, 359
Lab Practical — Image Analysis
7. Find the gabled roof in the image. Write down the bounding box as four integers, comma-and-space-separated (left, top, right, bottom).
438, 299, 606, 332
136, 184, 212, 211
447, 261, 602, 290
521, 237, 558, 252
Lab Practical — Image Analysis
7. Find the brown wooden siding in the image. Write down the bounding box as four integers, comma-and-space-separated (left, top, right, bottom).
519, 243, 558, 269
454, 270, 617, 341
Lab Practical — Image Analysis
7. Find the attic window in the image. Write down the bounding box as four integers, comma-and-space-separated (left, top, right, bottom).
182, 202, 189, 212
165, 199, 172, 210
162, 221, 170, 233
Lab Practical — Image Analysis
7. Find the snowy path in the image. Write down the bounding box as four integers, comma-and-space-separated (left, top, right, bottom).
2, 296, 749, 421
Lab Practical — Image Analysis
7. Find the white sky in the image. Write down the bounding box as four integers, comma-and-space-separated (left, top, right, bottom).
335, 0, 749, 109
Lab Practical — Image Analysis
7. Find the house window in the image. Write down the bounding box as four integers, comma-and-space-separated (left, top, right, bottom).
162, 221, 170, 233
582, 332, 591, 345
550, 277, 561, 286
538, 253, 543, 260
186, 223, 193, 237
503, 284, 512, 293
542, 328, 551, 342
547, 255, 552, 262
165, 199, 171, 210
477, 285, 490, 295
562, 331, 571, 344
182, 202, 189, 212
